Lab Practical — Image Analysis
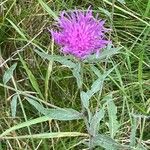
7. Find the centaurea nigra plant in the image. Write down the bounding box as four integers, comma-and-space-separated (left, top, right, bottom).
51, 8, 109, 59
48, 8, 122, 150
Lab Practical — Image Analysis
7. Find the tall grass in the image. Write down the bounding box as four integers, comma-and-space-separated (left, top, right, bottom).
0, 0, 150, 149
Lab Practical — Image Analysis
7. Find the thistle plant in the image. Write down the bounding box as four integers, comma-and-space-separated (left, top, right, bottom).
0, 7, 126, 150
48, 8, 122, 149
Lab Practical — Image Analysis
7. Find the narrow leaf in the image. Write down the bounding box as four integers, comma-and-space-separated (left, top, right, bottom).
34, 49, 76, 68
72, 63, 82, 88
80, 91, 90, 109
1, 132, 88, 139
87, 78, 103, 98
90, 65, 102, 78
11, 95, 18, 117
45, 39, 54, 101
87, 66, 117, 98
130, 116, 137, 147
107, 94, 120, 138
80, 91, 92, 121
98, 46, 121, 59
6, 18, 27, 39
0, 116, 50, 137
86, 46, 121, 63
93, 134, 127, 150
3, 63, 17, 84
38, 0, 58, 20
19, 55, 44, 99
90, 108, 105, 136
26, 97, 82, 120
45, 60, 53, 101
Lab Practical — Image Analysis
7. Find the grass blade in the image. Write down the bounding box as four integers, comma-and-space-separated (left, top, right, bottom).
19, 54, 44, 99
38, 0, 58, 20
0, 116, 50, 137
6, 18, 27, 39
1, 132, 88, 139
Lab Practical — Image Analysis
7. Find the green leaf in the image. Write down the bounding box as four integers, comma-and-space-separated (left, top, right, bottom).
90, 65, 102, 78
87, 66, 117, 98
1, 132, 88, 139
80, 91, 92, 122
89, 108, 105, 136
19, 54, 44, 99
34, 49, 76, 68
80, 66, 117, 116
3, 63, 17, 84
93, 134, 126, 150
85, 45, 121, 63
38, 0, 58, 20
117, 0, 126, 4
107, 94, 120, 138
11, 95, 18, 117
0, 116, 50, 137
98, 7, 111, 18
26, 97, 82, 121
130, 116, 137, 147
6, 19, 27, 39
98, 46, 121, 59
80, 91, 90, 109
87, 78, 103, 98
72, 63, 82, 88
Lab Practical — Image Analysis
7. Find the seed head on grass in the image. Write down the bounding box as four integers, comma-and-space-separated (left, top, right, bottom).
51, 8, 110, 59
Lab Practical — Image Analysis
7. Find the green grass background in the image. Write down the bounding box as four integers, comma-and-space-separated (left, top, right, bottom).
0, 0, 150, 149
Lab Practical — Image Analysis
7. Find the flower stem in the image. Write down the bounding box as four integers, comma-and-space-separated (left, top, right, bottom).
79, 62, 94, 150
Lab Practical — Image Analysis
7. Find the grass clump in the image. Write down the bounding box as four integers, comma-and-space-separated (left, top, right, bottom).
0, 0, 150, 149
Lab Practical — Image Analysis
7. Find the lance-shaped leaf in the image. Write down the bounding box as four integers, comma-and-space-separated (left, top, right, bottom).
93, 134, 127, 150
34, 49, 76, 68
130, 116, 138, 147
72, 63, 82, 88
0, 116, 50, 137
3, 63, 17, 84
11, 95, 18, 117
26, 97, 82, 121
80, 91, 90, 110
85, 45, 121, 63
107, 94, 120, 138
87, 65, 117, 99
89, 108, 105, 136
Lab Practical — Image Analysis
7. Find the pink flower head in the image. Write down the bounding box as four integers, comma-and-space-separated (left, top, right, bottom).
51, 8, 110, 59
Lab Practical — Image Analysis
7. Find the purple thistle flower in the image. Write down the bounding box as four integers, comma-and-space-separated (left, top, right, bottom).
51, 8, 110, 59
